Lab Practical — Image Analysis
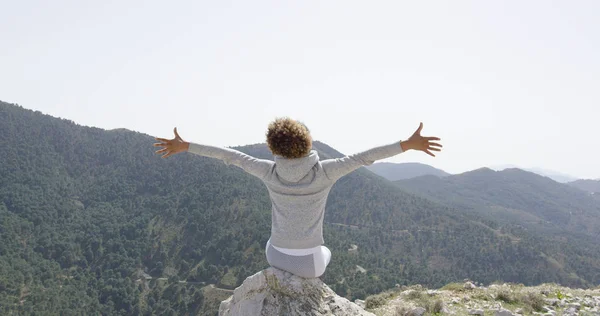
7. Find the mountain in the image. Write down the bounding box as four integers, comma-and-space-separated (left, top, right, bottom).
395, 168, 600, 289
568, 179, 600, 194
491, 165, 579, 183
2, 101, 600, 315
395, 168, 600, 236
366, 162, 450, 181
526, 167, 579, 183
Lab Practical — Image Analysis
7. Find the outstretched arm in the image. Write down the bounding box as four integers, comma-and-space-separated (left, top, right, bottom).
321, 123, 442, 182
154, 128, 274, 180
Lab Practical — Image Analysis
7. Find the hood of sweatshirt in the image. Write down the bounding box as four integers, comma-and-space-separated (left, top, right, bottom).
274, 150, 319, 182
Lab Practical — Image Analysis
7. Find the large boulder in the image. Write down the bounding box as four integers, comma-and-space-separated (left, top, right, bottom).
219, 268, 374, 316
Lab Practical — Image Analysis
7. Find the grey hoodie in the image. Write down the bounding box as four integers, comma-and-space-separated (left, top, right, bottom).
188, 142, 404, 249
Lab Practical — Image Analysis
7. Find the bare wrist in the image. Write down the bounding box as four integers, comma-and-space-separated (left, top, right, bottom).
400, 140, 414, 151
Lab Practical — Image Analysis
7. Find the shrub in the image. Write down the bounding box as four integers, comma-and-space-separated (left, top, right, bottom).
394, 306, 411, 316
521, 292, 545, 312
406, 290, 425, 300
365, 293, 389, 309
428, 299, 444, 314
472, 290, 492, 301
496, 289, 518, 304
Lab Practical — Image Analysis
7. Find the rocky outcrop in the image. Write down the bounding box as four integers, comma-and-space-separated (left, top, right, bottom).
219, 268, 374, 316
368, 282, 600, 316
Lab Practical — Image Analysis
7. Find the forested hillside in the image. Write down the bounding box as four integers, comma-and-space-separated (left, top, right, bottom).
1, 101, 599, 315
394, 168, 600, 236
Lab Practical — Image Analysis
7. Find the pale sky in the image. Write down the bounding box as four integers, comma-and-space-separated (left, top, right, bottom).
2, 1, 599, 179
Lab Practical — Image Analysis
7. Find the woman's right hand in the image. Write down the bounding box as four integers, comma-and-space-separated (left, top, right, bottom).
154, 127, 190, 158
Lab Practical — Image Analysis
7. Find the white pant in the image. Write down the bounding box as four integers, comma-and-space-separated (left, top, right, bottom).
265, 239, 332, 278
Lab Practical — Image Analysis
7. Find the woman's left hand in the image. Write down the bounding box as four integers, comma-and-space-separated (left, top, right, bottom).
154, 127, 190, 158
401, 123, 443, 157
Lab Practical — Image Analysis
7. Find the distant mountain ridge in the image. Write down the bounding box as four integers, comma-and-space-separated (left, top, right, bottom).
491, 165, 579, 183
366, 162, 450, 181
568, 179, 600, 194
367, 162, 585, 185
395, 167, 600, 236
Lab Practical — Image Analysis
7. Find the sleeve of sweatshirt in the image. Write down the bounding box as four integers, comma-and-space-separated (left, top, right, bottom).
321, 141, 404, 181
187, 143, 274, 180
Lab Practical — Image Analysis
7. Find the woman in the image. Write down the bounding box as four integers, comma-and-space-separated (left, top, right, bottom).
154, 118, 442, 278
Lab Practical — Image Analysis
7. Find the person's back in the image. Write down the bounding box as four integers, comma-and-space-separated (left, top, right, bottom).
264, 150, 332, 250
154, 117, 442, 278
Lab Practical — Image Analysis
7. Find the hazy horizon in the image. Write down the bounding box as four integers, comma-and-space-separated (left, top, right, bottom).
2, 1, 599, 178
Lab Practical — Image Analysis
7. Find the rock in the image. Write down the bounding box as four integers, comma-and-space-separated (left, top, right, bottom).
451, 297, 461, 304
469, 309, 484, 315
540, 289, 551, 295
348, 244, 358, 254
219, 268, 373, 316
355, 299, 365, 309
408, 307, 426, 316
402, 289, 416, 296
426, 290, 439, 296
564, 307, 578, 316
356, 265, 367, 274
542, 306, 554, 313
495, 308, 515, 316
515, 308, 525, 316
544, 298, 559, 306
464, 282, 477, 290
567, 302, 581, 310
585, 298, 595, 307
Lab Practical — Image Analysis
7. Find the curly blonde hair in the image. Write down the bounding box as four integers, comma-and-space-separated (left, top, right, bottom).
266, 117, 312, 158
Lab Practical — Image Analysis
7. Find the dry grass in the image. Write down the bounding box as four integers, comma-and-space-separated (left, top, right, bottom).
428, 299, 444, 314
521, 292, 545, 312
365, 290, 398, 309
370, 281, 600, 316
394, 305, 411, 316
440, 282, 465, 292
496, 289, 518, 304
403, 290, 444, 315
406, 290, 425, 300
